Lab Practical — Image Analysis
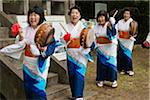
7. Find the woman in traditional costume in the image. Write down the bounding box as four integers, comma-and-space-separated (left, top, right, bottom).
91, 10, 118, 88
62, 6, 94, 100
1, 6, 57, 100
116, 8, 138, 76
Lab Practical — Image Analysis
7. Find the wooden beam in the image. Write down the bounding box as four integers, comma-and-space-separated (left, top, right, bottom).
46, 0, 51, 15
24, 0, 29, 15
69, 0, 75, 9
64, 0, 69, 22
0, 0, 3, 12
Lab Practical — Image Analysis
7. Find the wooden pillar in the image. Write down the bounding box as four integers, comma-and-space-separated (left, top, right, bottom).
64, 0, 69, 23
69, 0, 75, 9
46, 0, 51, 15
64, 0, 75, 22
0, 0, 3, 12
24, 0, 29, 15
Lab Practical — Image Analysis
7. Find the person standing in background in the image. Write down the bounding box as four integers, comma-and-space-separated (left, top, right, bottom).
116, 8, 138, 76
90, 10, 118, 88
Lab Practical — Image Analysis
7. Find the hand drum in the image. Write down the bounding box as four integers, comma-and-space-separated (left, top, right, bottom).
34, 23, 55, 47
80, 28, 89, 48
130, 21, 138, 36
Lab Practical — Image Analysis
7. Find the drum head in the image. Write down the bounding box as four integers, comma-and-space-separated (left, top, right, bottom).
86, 29, 95, 48
35, 23, 55, 47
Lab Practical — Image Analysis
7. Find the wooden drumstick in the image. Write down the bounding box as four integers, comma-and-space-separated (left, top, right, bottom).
59, 23, 73, 46
59, 23, 68, 33
113, 10, 118, 18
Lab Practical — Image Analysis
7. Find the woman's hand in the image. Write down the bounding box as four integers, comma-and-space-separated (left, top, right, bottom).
18, 28, 24, 41
63, 32, 71, 43
109, 17, 116, 25
36, 43, 47, 52
11, 23, 24, 41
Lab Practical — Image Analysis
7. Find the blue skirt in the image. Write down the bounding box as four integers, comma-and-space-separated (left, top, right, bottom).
96, 50, 117, 82
23, 65, 47, 100
67, 56, 86, 98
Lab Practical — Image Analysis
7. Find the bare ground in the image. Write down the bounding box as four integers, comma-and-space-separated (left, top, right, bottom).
85, 45, 149, 100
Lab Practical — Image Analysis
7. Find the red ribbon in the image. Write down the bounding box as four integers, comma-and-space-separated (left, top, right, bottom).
11, 23, 21, 37
63, 32, 71, 42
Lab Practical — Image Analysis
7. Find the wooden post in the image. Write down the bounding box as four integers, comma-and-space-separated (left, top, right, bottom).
0, 0, 3, 12
64, 0, 75, 23
24, 0, 29, 15
64, 0, 69, 23
69, 0, 75, 9
46, 0, 51, 15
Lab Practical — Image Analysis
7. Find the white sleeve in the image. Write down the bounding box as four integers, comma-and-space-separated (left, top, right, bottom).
0, 40, 26, 59
15, 35, 20, 43
115, 22, 119, 31
109, 17, 116, 25
115, 22, 120, 38
146, 32, 150, 42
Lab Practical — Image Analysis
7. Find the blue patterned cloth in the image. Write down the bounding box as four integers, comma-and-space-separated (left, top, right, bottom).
67, 54, 86, 98
23, 41, 59, 100
95, 23, 118, 82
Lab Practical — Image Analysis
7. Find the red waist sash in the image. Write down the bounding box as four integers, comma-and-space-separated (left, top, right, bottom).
96, 36, 112, 44
67, 38, 80, 48
119, 31, 130, 39
25, 44, 38, 57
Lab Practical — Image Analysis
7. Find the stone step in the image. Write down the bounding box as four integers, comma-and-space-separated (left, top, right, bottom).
47, 72, 58, 87
48, 88, 71, 100
0, 27, 10, 38
50, 88, 98, 100
46, 84, 69, 100
50, 56, 69, 84
0, 38, 15, 49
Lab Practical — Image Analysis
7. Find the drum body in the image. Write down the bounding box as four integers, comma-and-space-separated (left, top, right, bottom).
34, 23, 55, 47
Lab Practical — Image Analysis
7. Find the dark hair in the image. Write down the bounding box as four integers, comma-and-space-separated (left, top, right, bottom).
96, 10, 109, 22
68, 5, 82, 16
123, 8, 132, 16
123, 8, 131, 13
122, 8, 132, 19
27, 6, 46, 26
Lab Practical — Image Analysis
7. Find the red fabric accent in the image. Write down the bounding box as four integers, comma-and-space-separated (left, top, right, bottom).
67, 38, 80, 48
25, 44, 37, 57
143, 41, 150, 47
96, 36, 112, 44
119, 31, 130, 39
72, 38, 80, 48
11, 23, 21, 37
63, 32, 71, 42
